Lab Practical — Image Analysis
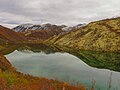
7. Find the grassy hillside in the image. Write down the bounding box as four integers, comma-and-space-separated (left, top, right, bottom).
47, 17, 120, 52
0, 25, 26, 44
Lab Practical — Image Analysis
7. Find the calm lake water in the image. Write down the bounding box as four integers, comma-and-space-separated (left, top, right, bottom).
4, 45, 120, 90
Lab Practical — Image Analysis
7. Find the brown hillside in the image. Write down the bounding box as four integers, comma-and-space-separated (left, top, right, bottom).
25, 29, 65, 40
0, 25, 26, 43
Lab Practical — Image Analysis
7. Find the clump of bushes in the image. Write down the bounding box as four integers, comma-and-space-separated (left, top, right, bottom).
0, 70, 85, 90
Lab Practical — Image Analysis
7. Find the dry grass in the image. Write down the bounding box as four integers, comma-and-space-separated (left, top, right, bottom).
0, 70, 86, 90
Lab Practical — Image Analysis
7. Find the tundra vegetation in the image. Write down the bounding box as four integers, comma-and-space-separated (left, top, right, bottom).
46, 17, 120, 52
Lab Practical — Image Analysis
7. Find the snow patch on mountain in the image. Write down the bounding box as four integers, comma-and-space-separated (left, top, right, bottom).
13, 23, 86, 32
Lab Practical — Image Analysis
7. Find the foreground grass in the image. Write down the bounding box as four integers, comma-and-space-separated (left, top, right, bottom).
0, 70, 86, 90
0, 54, 86, 90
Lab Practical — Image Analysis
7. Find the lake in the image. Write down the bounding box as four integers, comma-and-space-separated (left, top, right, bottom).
4, 44, 120, 90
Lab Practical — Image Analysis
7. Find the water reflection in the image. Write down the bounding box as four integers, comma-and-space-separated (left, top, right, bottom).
2, 44, 120, 72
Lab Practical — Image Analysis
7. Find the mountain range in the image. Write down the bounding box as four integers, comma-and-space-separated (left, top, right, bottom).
13, 23, 66, 32
13, 23, 84, 40
0, 17, 120, 52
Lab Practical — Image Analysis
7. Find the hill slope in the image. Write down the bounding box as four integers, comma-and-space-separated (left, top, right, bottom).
47, 17, 120, 52
0, 25, 26, 43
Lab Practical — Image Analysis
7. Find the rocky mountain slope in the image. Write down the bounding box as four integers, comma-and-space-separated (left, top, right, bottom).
13, 24, 67, 40
62, 24, 86, 31
0, 25, 26, 44
13, 23, 85, 40
13, 23, 68, 32
13, 24, 34, 32
46, 17, 120, 52
13, 23, 85, 32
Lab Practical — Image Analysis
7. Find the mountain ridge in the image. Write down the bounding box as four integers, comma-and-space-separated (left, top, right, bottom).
13, 23, 67, 32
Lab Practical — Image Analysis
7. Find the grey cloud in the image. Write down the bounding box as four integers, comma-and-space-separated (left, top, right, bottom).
0, 0, 120, 28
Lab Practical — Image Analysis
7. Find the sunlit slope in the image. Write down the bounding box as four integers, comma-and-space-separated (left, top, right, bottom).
47, 17, 120, 52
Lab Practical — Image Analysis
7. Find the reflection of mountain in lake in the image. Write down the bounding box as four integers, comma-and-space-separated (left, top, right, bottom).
1, 44, 120, 72
17, 44, 61, 54
0, 44, 20, 55
71, 51, 120, 72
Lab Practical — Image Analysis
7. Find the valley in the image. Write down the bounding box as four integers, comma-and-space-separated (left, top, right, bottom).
0, 17, 120, 90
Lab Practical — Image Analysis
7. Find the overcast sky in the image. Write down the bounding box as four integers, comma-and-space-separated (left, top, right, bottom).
0, 0, 120, 28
